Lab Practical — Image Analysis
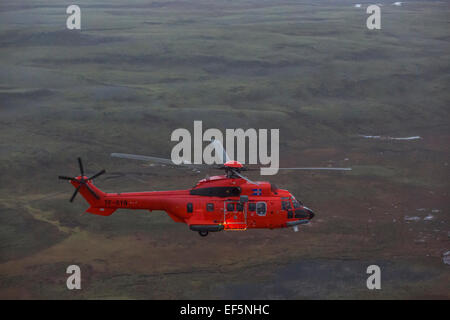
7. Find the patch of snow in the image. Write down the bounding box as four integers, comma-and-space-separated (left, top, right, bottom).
393, 2, 403, 6
416, 208, 426, 211
359, 134, 421, 140
404, 216, 420, 222
354, 4, 362, 8
423, 215, 434, 221
391, 136, 421, 140
432, 209, 441, 213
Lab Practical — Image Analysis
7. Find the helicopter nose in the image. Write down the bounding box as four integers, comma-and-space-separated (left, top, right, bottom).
292, 206, 314, 220
303, 206, 315, 220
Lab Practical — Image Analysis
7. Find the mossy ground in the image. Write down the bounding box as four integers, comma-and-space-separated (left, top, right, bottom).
0, 0, 448, 299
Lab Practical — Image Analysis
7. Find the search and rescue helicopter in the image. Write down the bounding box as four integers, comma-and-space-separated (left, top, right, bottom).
58, 140, 351, 236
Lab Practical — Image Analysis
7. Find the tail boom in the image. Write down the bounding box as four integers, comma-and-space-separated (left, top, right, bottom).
70, 179, 188, 216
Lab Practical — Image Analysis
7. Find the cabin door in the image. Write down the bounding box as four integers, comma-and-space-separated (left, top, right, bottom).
223, 200, 247, 230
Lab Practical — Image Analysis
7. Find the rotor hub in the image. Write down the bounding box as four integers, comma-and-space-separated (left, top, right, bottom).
224, 160, 243, 169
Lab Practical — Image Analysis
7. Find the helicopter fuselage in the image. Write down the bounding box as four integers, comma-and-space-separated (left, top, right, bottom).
70, 174, 314, 236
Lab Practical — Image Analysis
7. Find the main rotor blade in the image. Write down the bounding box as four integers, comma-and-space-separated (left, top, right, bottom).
241, 167, 352, 172
233, 170, 259, 185
111, 153, 181, 165
88, 169, 106, 180
210, 138, 231, 164
59, 175, 75, 181
277, 167, 352, 171
70, 185, 81, 202
110, 153, 212, 169
78, 157, 84, 175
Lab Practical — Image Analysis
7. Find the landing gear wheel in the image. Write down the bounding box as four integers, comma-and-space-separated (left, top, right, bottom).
199, 231, 209, 237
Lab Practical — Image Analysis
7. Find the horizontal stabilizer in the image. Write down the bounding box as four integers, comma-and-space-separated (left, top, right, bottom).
86, 207, 116, 216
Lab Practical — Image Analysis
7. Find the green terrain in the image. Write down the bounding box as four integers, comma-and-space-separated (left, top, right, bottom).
0, 0, 449, 299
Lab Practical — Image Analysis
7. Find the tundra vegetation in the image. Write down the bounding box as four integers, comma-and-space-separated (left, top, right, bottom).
0, 0, 448, 299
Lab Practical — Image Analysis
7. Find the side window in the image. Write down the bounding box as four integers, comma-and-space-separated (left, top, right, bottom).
206, 203, 214, 212
248, 203, 256, 212
236, 203, 243, 211
293, 200, 301, 208
226, 203, 235, 211
256, 202, 267, 216
187, 202, 193, 213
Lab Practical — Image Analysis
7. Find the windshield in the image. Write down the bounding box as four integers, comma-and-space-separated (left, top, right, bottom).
291, 196, 303, 208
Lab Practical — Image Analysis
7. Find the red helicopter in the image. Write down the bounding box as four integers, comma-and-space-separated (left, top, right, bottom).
58, 141, 351, 237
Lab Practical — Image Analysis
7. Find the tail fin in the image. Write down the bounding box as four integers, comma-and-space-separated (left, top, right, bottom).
72, 180, 104, 207
59, 157, 115, 216
72, 181, 116, 216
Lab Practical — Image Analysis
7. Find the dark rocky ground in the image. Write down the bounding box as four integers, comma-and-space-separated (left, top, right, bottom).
0, 0, 448, 299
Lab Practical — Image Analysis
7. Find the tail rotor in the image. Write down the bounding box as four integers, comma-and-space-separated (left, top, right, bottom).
58, 157, 106, 202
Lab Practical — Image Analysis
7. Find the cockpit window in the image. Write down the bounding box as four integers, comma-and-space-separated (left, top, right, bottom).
248, 203, 256, 212
282, 201, 292, 210
283, 199, 294, 218
292, 196, 303, 206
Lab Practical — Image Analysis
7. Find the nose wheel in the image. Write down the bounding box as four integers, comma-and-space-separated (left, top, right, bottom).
198, 231, 209, 237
